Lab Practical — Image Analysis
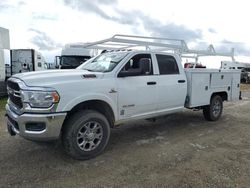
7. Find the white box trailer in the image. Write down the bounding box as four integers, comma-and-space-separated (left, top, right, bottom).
10, 49, 47, 75
0, 27, 10, 96
0, 49, 6, 96
0, 49, 5, 82
0, 27, 10, 49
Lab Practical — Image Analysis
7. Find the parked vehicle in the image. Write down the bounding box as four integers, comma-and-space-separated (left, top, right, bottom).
220, 61, 250, 83
241, 67, 250, 83
0, 27, 10, 97
6, 35, 241, 160
221, 61, 244, 70
55, 44, 97, 69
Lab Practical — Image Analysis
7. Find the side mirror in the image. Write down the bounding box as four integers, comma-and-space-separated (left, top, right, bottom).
139, 58, 151, 75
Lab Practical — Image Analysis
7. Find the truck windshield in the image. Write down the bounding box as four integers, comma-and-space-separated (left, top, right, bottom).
78, 52, 128, 72
60, 56, 91, 69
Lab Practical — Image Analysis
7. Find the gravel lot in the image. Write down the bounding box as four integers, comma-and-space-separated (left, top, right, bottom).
0, 90, 250, 188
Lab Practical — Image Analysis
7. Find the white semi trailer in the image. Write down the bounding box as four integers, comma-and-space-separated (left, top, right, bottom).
0, 27, 10, 96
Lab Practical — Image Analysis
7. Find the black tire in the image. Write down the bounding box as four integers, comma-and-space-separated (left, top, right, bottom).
203, 95, 223, 121
62, 110, 110, 160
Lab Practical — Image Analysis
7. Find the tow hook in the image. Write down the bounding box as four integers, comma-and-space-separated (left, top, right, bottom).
5, 114, 16, 136
7, 124, 16, 136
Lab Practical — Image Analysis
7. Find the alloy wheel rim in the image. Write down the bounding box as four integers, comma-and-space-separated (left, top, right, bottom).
76, 121, 103, 151
212, 100, 221, 117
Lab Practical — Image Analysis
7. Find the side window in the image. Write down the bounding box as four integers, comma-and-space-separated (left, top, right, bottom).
38, 62, 42, 67
121, 54, 153, 76
156, 54, 179, 75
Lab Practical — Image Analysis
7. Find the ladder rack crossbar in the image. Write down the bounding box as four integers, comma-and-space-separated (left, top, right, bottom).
79, 34, 235, 60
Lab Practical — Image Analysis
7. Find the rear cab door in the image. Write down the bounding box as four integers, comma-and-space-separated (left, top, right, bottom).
152, 53, 187, 112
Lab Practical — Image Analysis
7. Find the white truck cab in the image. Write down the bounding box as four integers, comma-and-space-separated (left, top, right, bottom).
56, 44, 97, 69
6, 35, 241, 160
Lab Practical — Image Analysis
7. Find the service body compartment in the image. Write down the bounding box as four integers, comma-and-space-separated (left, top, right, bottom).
185, 69, 241, 108
211, 73, 232, 88
231, 71, 241, 100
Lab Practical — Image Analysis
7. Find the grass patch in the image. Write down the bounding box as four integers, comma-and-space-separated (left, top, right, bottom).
0, 97, 7, 111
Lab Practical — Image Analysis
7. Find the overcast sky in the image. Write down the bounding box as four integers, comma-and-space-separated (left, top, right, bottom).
1, 0, 250, 65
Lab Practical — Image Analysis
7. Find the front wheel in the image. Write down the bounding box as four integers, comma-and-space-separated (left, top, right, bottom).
62, 110, 110, 160
203, 95, 223, 121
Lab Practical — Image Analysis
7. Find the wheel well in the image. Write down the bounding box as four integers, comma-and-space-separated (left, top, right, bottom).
211, 92, 228, 101
64, 100, 115, 128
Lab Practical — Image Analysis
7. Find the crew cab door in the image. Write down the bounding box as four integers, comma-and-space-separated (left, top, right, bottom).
153, 53, 187, 111
116, 53, 157, 119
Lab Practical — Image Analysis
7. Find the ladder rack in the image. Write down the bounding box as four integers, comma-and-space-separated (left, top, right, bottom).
77, 34, 235, 61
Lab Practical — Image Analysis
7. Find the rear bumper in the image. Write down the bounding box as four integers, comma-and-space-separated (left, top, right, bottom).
6, 104, 67, 141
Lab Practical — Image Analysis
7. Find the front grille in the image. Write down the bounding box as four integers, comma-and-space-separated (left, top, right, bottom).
9, 93, 23, 108
7, 80, 23, 109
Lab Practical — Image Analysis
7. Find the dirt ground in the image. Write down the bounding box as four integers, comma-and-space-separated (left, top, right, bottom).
241, 83, 250, 90
0, 91, 250, 188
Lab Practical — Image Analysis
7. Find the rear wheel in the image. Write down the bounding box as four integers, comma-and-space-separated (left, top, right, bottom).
203, 95, 223, 121
62, 110, 110, 160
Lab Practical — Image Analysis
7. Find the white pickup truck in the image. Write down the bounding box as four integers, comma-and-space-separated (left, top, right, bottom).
5, 35, 241, 160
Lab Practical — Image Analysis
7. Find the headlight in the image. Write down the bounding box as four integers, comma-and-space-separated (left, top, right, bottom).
21, 90, 60, 108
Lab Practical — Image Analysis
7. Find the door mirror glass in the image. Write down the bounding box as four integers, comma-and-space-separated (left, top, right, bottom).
139, 58, 151, 75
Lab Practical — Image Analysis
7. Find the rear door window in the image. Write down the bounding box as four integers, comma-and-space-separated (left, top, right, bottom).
156, 54, 179, 75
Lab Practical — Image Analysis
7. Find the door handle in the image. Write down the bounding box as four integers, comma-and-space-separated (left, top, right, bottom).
147, 81, 157, 85
178, 80, 186, 83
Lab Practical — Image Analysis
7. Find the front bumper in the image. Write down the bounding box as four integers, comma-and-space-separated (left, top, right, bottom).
6, 104, 67, 141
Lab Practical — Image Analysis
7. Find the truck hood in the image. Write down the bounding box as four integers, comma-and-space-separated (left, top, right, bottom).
12, 69, 104, 87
